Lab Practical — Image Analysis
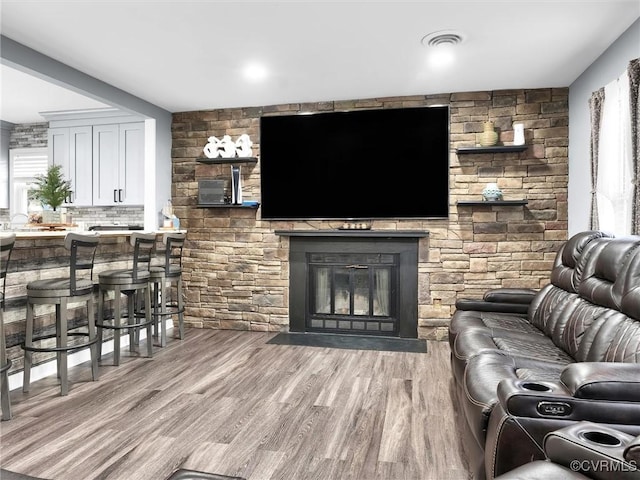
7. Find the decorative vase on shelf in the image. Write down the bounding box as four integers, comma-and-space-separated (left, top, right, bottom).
482, 183, 503, 202
513, 123, 525, 145
479, 121, 499, 147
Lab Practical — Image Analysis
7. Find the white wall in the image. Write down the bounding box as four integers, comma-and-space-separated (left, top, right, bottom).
568, 18, 640, 235
0, 121, 13, 208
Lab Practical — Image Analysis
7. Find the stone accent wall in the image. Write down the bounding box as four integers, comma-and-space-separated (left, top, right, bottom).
172, 88, 569, 340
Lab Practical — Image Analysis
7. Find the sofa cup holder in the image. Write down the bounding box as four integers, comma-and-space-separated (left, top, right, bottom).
580, 431, 623, 447
521, 382, 552, 392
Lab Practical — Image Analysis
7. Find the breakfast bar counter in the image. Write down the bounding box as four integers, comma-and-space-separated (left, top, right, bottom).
1, 229, 185, 374
10, 228, 151, 239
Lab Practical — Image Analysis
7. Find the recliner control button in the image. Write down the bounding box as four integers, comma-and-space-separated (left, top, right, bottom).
537, 401, 572, 416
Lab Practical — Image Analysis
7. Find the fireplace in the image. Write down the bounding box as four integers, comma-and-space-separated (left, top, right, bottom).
278, 231, 428, 338
307, 251, 398, 334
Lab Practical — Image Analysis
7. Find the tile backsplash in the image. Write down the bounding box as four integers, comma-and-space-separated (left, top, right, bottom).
66, 206, 144, 226
0, 206, 144, 227
9, 122, 48, 149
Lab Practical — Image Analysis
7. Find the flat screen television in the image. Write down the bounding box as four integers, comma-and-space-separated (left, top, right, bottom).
259, 106, 449, 220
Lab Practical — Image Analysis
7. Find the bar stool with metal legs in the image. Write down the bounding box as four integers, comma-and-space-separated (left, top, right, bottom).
1, 233, 16, 419
22, 232, 100, 396
149, 232, 186, 347
96, 232, 156, 366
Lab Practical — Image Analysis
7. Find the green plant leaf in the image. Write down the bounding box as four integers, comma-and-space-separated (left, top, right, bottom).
29, 164, 73, 211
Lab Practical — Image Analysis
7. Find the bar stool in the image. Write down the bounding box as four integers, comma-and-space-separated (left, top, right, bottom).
150, 232, 186, 347
1, 233, 16, 419
96, 232, 156, 366
22, 232, 100, 396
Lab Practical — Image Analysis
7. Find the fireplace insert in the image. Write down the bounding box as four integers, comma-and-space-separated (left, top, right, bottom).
288, 235, 419, 338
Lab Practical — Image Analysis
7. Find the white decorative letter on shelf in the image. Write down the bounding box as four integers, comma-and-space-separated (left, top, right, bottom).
203, 134, 253, 159
218, 135, 237, 158
235, 134, 253, 157
203, 136, 222, 158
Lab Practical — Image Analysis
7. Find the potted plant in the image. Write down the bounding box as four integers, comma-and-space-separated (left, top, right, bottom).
29, 164, 72, 223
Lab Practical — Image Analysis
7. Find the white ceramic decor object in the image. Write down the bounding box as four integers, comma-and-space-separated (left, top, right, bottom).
482, 182, 503, 201
513, 123, 525, 145
203, 136, 221, 158
219, 135, 237, 158
235, 134, 253, 157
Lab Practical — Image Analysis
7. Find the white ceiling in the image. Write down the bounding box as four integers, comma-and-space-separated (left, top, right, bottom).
1, 1, 639, 124
0, 64, 111, 124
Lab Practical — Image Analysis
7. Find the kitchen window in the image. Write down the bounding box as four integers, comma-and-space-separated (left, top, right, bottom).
8, 147, 48, 224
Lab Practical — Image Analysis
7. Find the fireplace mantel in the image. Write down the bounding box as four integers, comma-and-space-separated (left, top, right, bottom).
275, 230, 429, 238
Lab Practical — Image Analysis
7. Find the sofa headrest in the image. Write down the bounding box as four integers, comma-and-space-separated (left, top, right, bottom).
579, 236, 640, 310
551, 231, 614, 293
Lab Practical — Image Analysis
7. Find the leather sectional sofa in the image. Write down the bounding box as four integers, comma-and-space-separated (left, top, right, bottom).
494, 421, 640, 479
449, 231, 640, 479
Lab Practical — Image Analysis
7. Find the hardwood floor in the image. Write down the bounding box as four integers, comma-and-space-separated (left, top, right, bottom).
0, 329, 470, 480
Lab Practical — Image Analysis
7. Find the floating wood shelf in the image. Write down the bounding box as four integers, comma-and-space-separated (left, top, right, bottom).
196, 157, 258, 164
456, 145, 528, 154
456, 200, 528, 206
196, 203, 260, 209
275, 230, 429, 238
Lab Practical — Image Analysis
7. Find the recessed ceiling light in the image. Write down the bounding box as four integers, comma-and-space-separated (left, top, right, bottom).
243, 62, 268, 82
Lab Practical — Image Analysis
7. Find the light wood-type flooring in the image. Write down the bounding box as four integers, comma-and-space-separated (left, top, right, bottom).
0, 329, 470, 480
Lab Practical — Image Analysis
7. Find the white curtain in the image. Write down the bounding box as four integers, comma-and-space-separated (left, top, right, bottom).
596, 69, 634, 235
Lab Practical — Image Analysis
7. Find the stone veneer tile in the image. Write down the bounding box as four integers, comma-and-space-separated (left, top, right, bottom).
171, 88, 568, 339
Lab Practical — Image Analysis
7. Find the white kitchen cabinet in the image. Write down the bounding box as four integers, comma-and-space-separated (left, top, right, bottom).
93, 122, 144, 205
48, 126, 93, 206
119, 122, 144, 205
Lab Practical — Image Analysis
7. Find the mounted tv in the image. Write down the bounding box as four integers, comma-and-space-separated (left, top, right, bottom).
259, 106, 449, 220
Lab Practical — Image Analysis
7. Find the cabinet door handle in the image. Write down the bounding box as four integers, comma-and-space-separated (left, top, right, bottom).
118, 189, 123, 202
113, 189, 118, 203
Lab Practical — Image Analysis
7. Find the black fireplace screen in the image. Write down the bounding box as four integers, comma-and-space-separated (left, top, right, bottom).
287, 235, 419, 339
308, 253, 398, 334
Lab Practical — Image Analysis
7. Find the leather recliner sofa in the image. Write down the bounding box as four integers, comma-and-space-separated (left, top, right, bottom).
494, 421, 640, 480
448, 231, 640, 479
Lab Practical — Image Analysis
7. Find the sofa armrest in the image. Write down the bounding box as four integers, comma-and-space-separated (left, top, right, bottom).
483, 288, 537, 305
454, 299, 529, 314
544, 422, 639, 480
625, 434, 640, 463
561, 363, 640, 402
497, 378, 640, 425
455, 288, 535, 314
